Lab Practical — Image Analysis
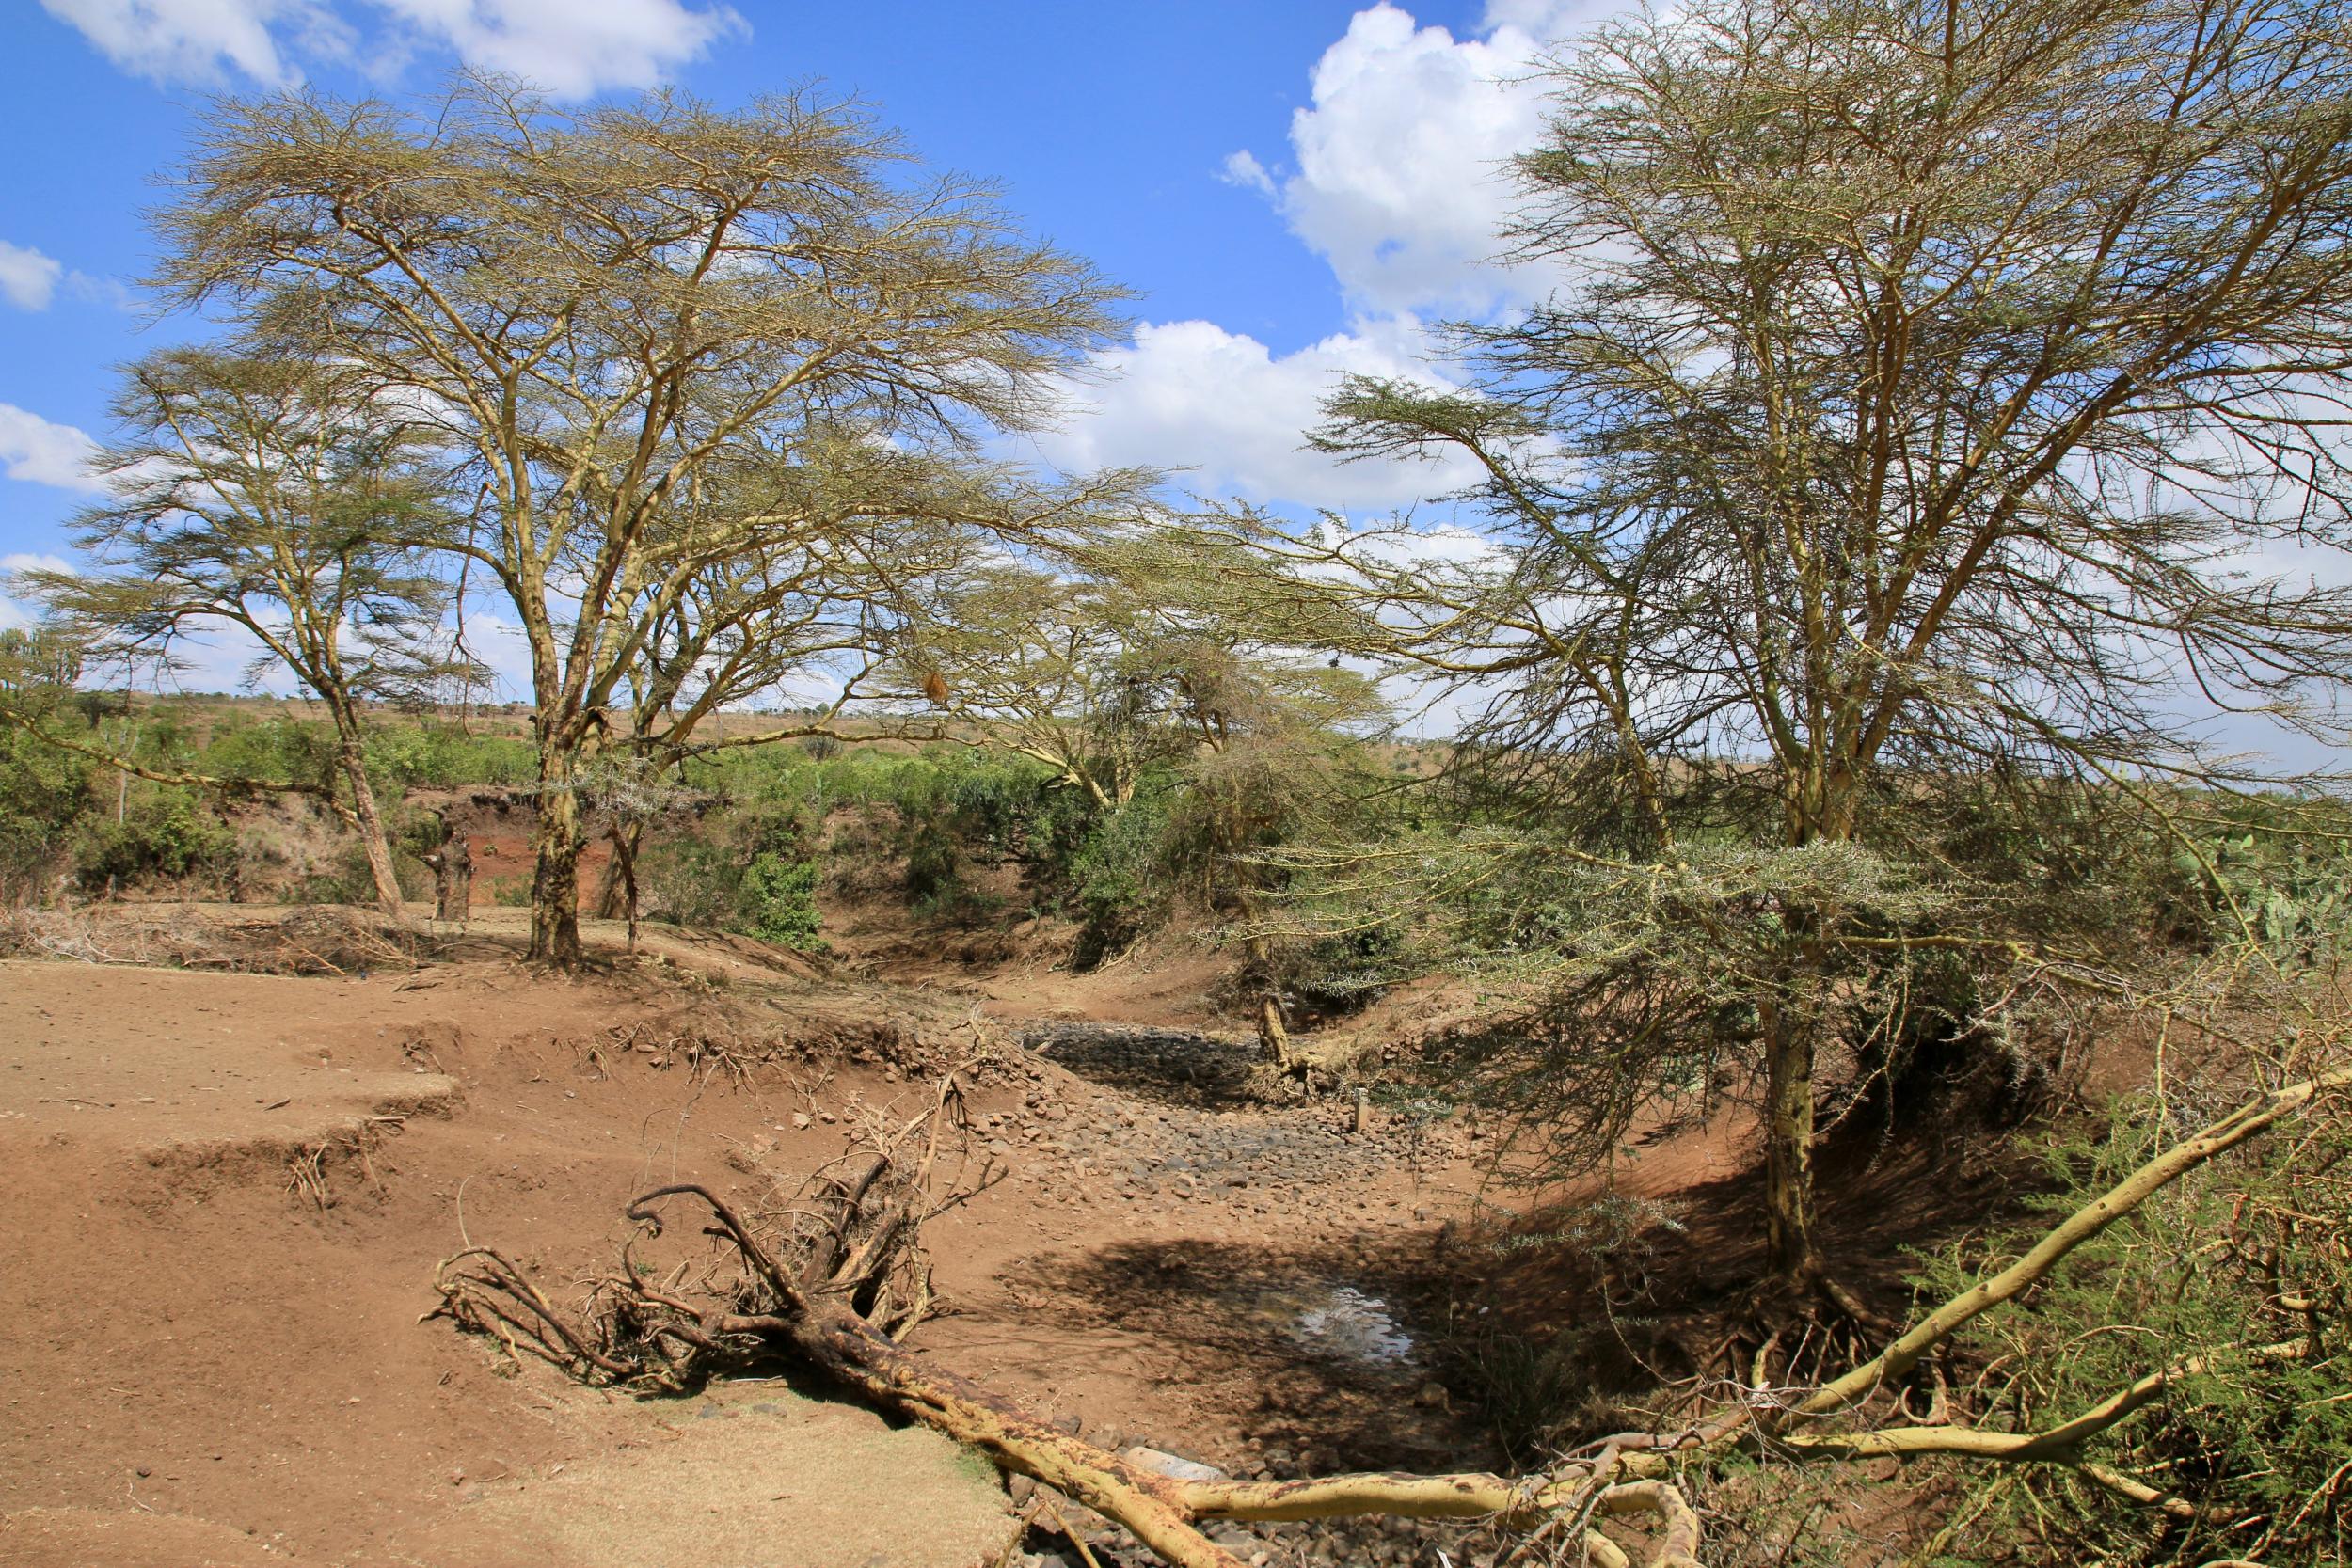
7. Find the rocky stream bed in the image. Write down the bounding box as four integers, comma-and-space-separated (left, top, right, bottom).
983, 1022, 1518, 1568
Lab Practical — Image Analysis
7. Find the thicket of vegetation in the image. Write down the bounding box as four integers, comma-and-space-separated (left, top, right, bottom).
8, 0, 2352, 1560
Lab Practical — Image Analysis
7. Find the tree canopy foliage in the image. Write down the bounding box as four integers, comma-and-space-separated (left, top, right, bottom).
148, 73, 1133, 961
25, 348, 466, 913
1311, 0, 2352, 1282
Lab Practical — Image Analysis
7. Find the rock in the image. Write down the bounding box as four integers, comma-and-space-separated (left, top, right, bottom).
790, 1112, 812, 1130
1120, 1446, 1229, 1484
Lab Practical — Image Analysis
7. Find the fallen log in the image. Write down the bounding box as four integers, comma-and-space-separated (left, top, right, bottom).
427, 1067, 1703, 1567
428, 1057, 2349, 1567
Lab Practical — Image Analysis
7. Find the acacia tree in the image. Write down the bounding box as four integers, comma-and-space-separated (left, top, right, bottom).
1314, 0, 2352, 1287
898, 521, 1384, 807
1128, 615, 1389, 1067
898, 563, 1134, 802
899, 525, 1388, 1053
153, 75, 1126, 964
25, 347, 460, 917
584, 445, 1146, 931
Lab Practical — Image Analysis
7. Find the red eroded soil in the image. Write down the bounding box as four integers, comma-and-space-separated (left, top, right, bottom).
0, 911, 1524, 1567
1, 898, 2028, 1568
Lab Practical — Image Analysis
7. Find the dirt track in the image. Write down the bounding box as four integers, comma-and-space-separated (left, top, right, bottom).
0, 914, 1519, 1568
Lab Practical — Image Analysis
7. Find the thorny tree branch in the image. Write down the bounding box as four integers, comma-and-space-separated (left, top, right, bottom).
429, 1060, 2348, 1566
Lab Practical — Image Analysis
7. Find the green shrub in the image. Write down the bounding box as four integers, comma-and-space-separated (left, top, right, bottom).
640, 834, 743, 929
1910, 1085, 2352, 1566
1068, 793, 1173, 966
0, 723, 91, 902
199, 717, 340, 789
740, 851, 824, 950
73, 794, 239, 889
365, 723, 536, 787
638, 792, 825, 943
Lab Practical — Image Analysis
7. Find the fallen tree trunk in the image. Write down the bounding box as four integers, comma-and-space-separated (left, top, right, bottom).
437, 1214, 1703, 1568
429, 1057, 2350, 1567
428, 1067, 1703, 1567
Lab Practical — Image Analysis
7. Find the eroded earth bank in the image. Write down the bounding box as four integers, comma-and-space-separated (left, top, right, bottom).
0, 909, 1598, 1568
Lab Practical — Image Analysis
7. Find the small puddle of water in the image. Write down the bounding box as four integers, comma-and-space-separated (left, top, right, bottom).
1284, 1283, 1418, 1370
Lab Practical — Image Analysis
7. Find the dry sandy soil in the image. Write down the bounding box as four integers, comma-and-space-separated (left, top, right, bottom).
0, 906, 1561, 1568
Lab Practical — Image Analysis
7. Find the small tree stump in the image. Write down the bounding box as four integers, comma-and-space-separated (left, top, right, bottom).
422, 837, 473, 925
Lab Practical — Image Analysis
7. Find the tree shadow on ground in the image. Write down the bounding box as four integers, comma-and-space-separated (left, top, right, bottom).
1465, 1115, 2033, 1403
1018, 1022, 1279, 1111
1009, 1231, 1498, 1473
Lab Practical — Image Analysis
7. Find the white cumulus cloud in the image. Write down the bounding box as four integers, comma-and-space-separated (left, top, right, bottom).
0, 554, 77, 636
371, 0, 744, 98
1228, 1, 1628, 316
1033, 317, 1480, 513
39, 0, 741, 97
0, 242, 65, 311
0, 405, 105, 494
37, 0, 337, 86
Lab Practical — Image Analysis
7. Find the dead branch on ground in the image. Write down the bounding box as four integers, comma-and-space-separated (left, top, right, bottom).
429, 1059, 2350, 1567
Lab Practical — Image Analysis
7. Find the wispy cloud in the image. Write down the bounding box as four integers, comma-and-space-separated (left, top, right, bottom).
39, 0, 744, 98
0, 241, 64, 310
0, 404, 105, 494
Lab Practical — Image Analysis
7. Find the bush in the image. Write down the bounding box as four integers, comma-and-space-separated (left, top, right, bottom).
364, 723, 536, 788
199, 716, 340, 790
1910, 1084, 2352, 1565
740, 851, 824, 950
1068, 793, 1173, 966
0, 723, 91, 902
640, 834, 745, 930
73, 794, 240, 890
639, 792, 827, 945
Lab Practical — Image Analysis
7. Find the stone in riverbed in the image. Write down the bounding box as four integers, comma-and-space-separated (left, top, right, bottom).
1120, 1446, 1228, 1484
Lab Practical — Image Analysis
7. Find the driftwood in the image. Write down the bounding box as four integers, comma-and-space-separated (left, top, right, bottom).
429, 1060, 2351, 1566
421, 837, 472, 924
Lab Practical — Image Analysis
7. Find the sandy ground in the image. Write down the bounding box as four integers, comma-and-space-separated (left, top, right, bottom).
0, 909, 1540, 1568
0, 955, 1025, 1568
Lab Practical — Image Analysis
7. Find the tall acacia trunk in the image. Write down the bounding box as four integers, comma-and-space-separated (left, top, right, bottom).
332, 721, 404, 920
530, 752, 585, 966
594, 818, 643, 920
1759, 864, 1836, 1287
1760, 1004, 1819, 1286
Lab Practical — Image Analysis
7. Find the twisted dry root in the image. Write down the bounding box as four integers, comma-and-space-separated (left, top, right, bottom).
427, 1067, 1704, 1568
429, 1061, 2350, 1566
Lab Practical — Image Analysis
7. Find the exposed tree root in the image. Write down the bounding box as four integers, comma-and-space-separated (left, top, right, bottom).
428, 1063, 1703, 1567
428, 1059, 2349, 1566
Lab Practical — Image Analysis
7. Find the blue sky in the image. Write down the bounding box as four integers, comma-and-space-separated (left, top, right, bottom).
0, 0, 1618, 614
6, 0, 2330, 768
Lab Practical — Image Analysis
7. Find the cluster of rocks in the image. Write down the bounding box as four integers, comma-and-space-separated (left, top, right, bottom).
995, 1022, 1478, 1212
1017, 1022, 1270, 1105
986, 1019, 1523, 1566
